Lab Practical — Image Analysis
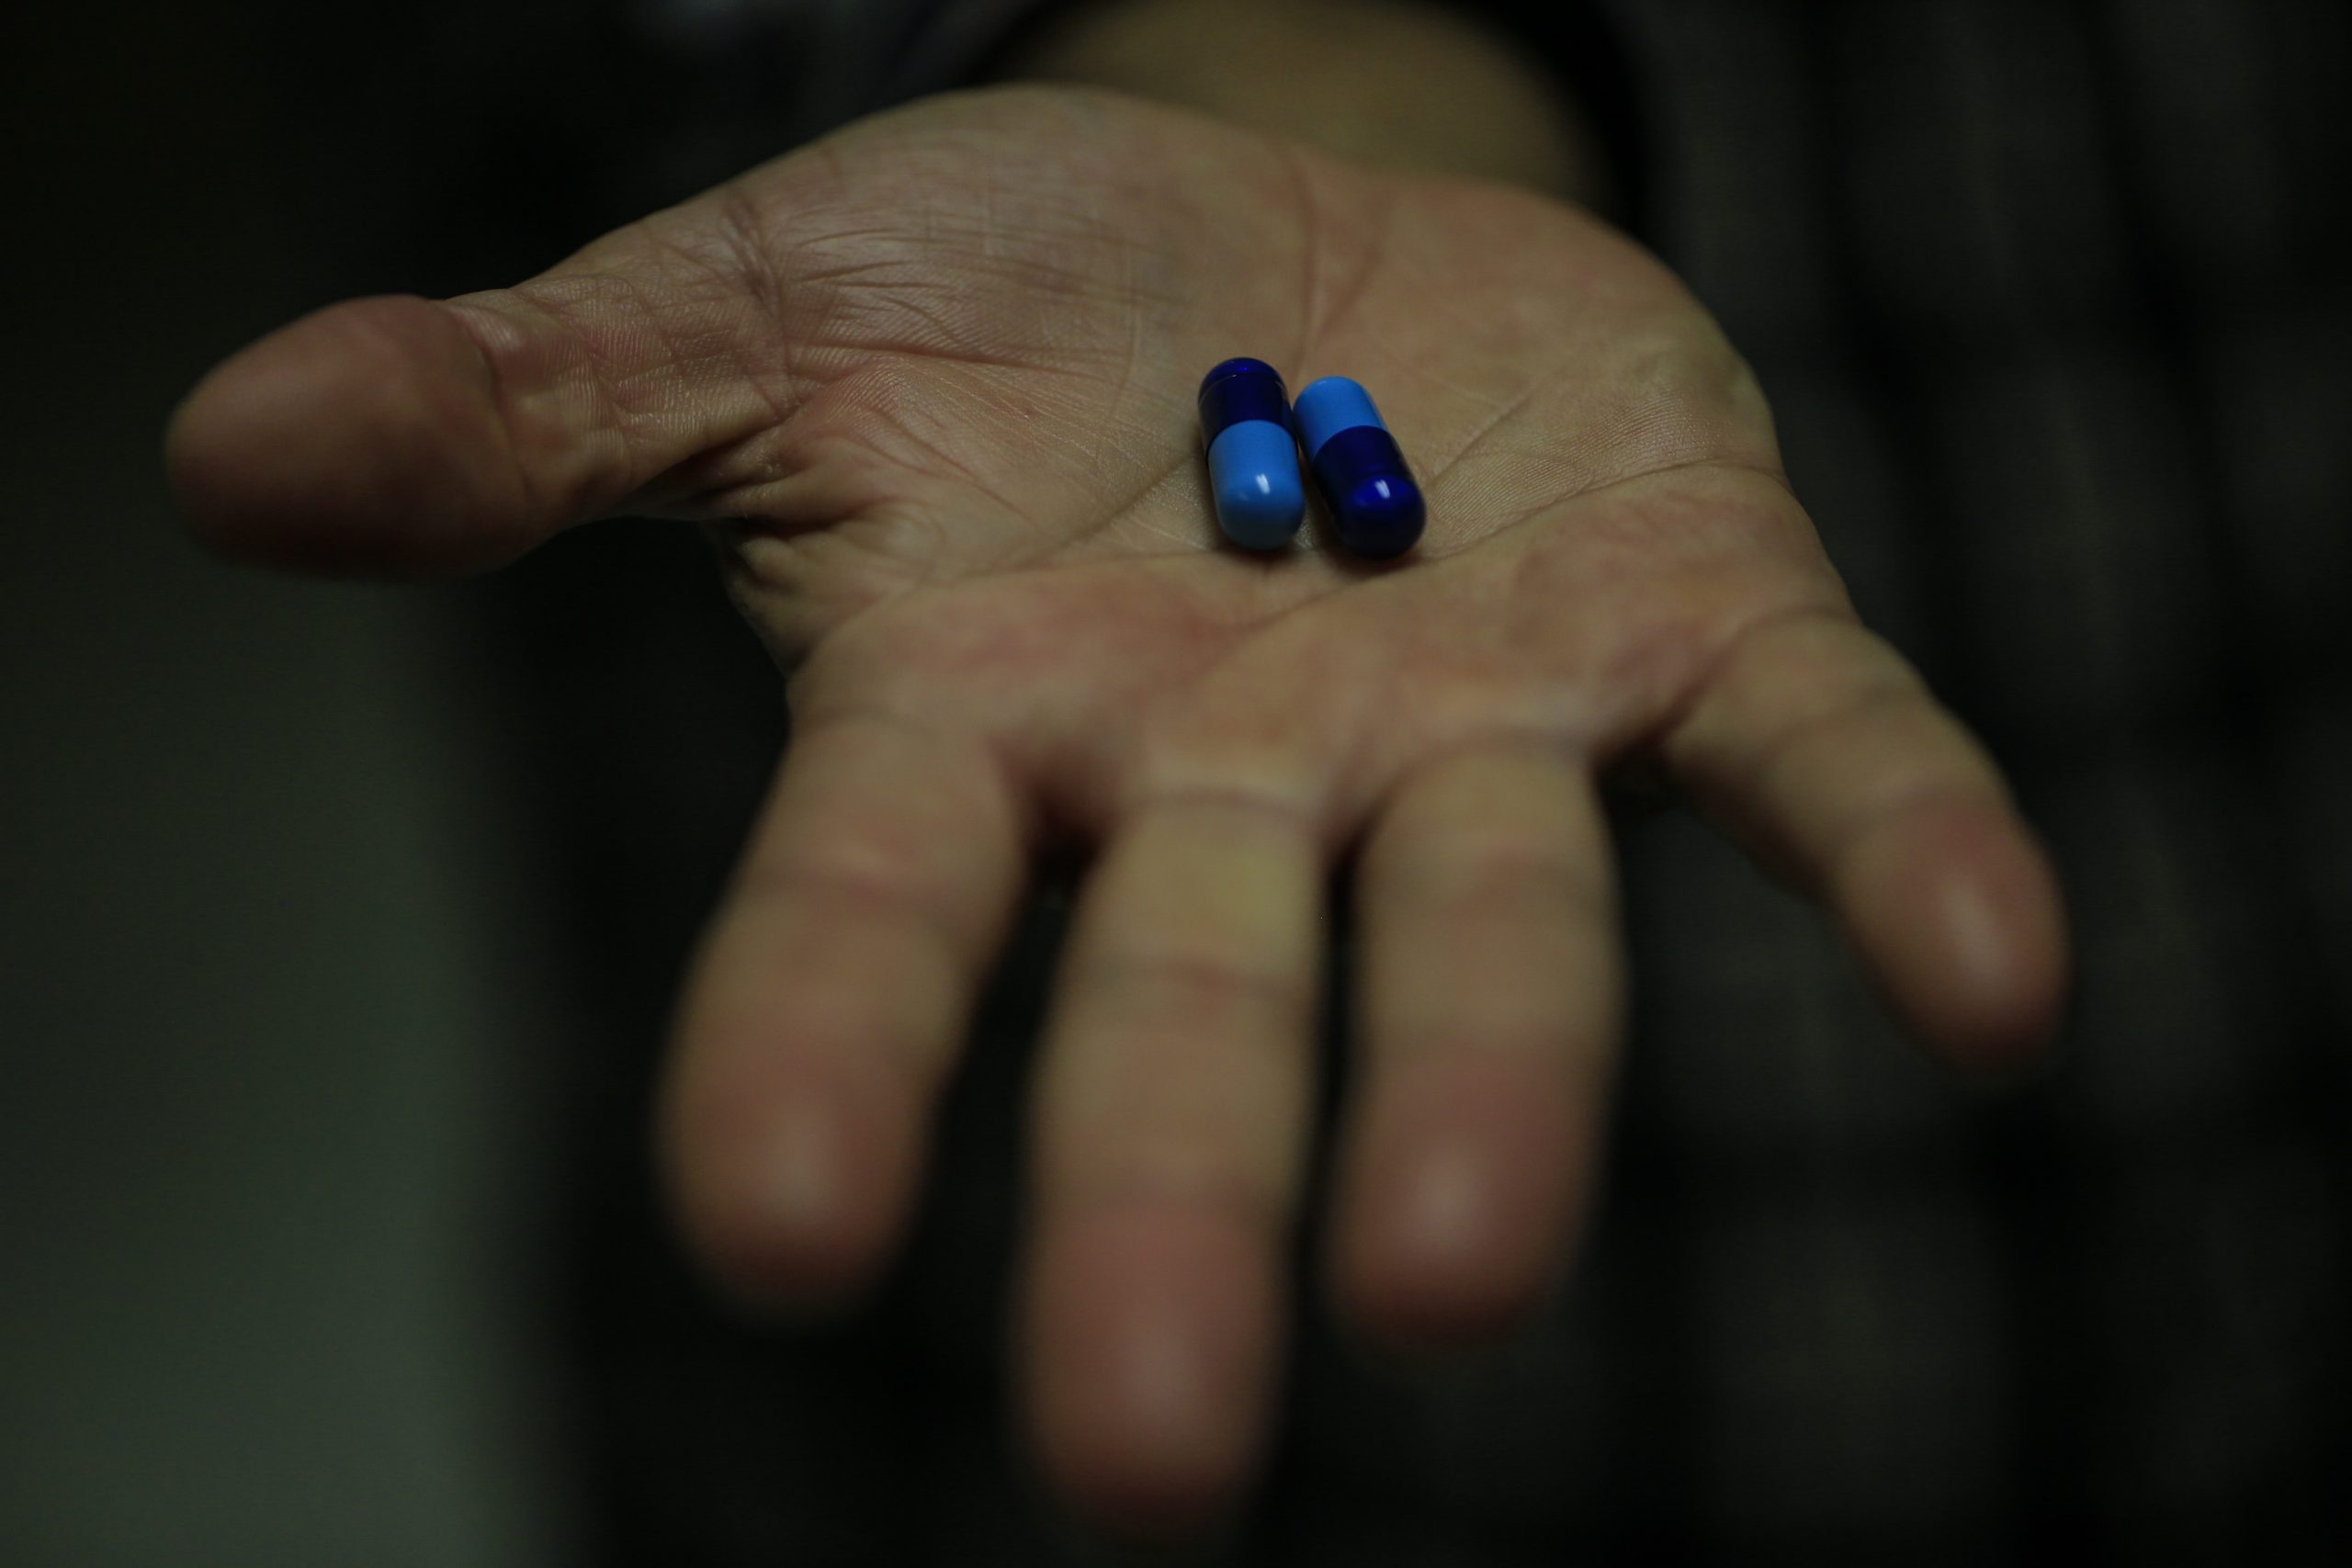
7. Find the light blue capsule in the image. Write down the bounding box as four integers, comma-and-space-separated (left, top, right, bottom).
1205, 421, 1306, 550
1197, 358, 1306, 550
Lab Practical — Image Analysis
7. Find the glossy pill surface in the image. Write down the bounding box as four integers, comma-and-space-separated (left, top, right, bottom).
1292, 377, 1425, 558
1197, 358, 1306, 550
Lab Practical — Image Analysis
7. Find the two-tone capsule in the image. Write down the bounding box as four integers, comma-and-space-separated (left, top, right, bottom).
1197, 357, 1306, 550
1293, 377, 1425, 558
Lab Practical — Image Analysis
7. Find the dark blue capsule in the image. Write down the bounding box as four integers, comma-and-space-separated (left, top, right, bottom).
1292, 377, 1425, 558
1197, 358, 1306, 550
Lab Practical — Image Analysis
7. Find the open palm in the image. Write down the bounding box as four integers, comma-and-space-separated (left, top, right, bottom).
171, 86, 2067, 1530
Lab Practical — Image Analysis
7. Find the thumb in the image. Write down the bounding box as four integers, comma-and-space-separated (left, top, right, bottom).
164, 282, 752, 579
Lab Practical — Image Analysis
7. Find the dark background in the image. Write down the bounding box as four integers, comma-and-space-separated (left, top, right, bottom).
5, 1, 2349, 1562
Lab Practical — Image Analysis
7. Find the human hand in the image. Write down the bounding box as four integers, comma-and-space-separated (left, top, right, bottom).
167, 86, 2067, 1533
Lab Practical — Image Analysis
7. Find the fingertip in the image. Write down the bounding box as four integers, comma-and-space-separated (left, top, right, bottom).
165, 294, 546, 578
1020, 1201, 1279, 1539
1328, 1054, 1589, 1350
1839, 798, 2071, 1075
661, 1054, 922, 1310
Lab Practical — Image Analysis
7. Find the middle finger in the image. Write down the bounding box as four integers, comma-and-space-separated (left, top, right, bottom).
1020, 789, 1323, 1529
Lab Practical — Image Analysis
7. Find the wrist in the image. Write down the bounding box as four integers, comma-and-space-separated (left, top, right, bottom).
995, 0, 1614, 209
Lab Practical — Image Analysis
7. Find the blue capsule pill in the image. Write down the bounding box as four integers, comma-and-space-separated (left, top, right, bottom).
1198, 357, 1306, 550
1292, 377, 1425, 558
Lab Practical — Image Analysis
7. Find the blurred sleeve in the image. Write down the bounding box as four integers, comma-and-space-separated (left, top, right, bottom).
872, 0, 1652, 231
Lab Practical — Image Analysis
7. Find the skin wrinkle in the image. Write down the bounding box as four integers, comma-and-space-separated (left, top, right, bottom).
1736, 689, 1978, 872
1734, 674, 1940, 809
842, 239, 1161, 347
1422, 363, 1577, 488
693, 186, 809, 441
824, 696, 1069, 854
784, 557, 1227, 728
712, 175, 797, 353
1040, 1059, 1313, 1201
1039, 430, 1210, 553
712, 862, 976, 1074
1065, 944, 1320, 1034
1601, 341, 1770, 477
1124, 778, 1327, 844
706, 136, 1288, 594
820, 377, 1039, 529
954, 424, 1204, 570
441, 299, 560, 536
1033, 1147, 1301, 1233
1660, 637, 2016, 897
824, 297, 1060, 372
1286, 147, 1393, 372
1362, 184, 1624, 334
749, 842, 982, 970
975, 130, 1001, 268
966, 428, 1797, 597
827, 166, 1175, 325
522, 93, 1561, 557
603, 115, 1704, 567
1630, 595, 1855, 784
733, 709, 1021, 884
1816, 782, 2018, 896
1664, 606, 1896, 788
771, 508, 954, 624
727, 348, 799, 462
512, 270, 761, 512
635, 213, 784, 337
1366, 754, 1615, 907
757, 175, 1170, 380
497, 281, 690, 514
740, 446, 1805, 671
707, 407, 919, 533
766, 257, 861, 389
1363, 864, 1618, 1062
1040, 1116, 1309, 1235
745, 428, 978, 558
1373, 684, 1611, 794
1043, 471, 1199, 558
1093, 224, 1150, 475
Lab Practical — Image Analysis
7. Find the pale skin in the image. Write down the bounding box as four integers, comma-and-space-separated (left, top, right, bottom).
166, 0, 2068, 1540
